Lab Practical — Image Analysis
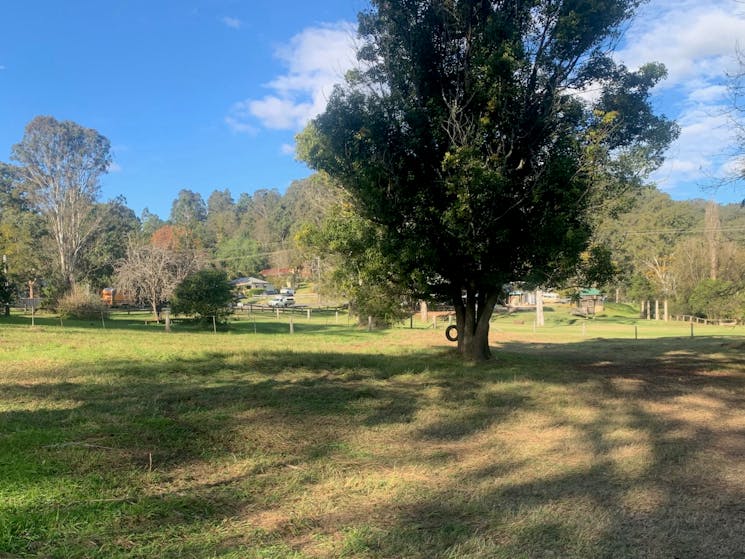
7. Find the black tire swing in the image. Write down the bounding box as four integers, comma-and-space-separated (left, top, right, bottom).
445, 324, 458, 342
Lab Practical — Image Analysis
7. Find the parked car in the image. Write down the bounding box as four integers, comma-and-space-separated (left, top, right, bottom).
279, 287, 295, 296
268, 296, 295, 308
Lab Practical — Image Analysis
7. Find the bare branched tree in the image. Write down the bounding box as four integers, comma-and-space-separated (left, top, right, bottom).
114, 238, 201, 321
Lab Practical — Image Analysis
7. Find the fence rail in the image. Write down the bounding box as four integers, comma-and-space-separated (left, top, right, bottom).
673, 315, 738, 326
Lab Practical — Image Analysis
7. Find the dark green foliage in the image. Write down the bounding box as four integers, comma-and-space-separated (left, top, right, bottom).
578, 244, 618, 288
140, 207, 165, 238
206, 189, 238, 245
299, 0, 676, 359
688, 279, 745, 320
627, 273, 655, 302
296, 202, 411, 325
170, 189, 210, 248
214, 236, 267, 279
171, 269, 233, 323
0, 268, 13, 314
80, 196, 141, 288
0, 163, 49, 292
170, 189, 207, 227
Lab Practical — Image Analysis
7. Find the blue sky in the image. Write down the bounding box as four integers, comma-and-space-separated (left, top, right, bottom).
1, 0, 744, 219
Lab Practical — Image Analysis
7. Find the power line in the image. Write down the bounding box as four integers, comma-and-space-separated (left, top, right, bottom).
205, 248, 294, 263
622, 226, 745, 236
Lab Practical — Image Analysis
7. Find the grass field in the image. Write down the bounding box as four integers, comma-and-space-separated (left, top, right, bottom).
2, 304, 745, 558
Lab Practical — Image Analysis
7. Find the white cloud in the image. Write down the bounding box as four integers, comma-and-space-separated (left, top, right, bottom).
221, 16, 242, 29
226, 21, 358, 132
615, 1, 745, 195
651, 107, 735, 189
688, 85, 728, 103
718, 155, 745, 176
280, 143, 295, 156
247, 96, 313, 130
617, 2, 745, 87
108, 162, 123, 173
225, 101, 258, 134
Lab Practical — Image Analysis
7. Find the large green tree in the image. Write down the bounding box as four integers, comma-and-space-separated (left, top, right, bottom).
79, 196, 140, 288
296, 196, 412, 324
214, 236, 267, 279
170, 189, 209, 247
206, 189, 238, 245
0, 163, 47, 293
11, 116, 112, 291
299, 0, 677, 360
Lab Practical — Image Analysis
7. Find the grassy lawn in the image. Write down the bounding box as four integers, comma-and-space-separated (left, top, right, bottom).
2, 305, 745, 558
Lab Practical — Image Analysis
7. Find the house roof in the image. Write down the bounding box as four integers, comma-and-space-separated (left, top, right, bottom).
230, 276, 267, 286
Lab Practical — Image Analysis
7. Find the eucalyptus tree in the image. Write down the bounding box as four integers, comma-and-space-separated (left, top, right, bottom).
206, 189, 238, 244
167, 188, 210, 247
11, 116, 112, 290
299, 0, 677, 360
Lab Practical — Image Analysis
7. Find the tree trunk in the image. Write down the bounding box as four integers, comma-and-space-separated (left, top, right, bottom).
453, 289, 498, 361
420, 300, 428, 323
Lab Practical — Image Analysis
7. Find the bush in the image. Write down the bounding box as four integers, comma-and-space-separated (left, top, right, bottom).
171, 269, 233, 324
57, 284, 110, 320
688, 279, 745, 320
349, 282, 411, 327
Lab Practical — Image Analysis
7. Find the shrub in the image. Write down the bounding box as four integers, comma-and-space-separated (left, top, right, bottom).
57, 284, 110, 320
171, 269, 233, 324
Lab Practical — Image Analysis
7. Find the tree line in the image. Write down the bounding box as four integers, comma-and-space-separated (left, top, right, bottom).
3, 1, 745, 361
0, 116, 345, 318
592, 187, 745, 320
2, 118, 745, 331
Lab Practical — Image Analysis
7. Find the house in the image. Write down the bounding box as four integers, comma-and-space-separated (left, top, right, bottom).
230, 277, 270, 290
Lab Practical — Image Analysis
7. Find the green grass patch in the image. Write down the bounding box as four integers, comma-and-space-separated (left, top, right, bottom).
2, 308, 745, 557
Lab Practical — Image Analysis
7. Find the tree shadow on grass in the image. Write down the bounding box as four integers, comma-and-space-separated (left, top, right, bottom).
1, 348, 494, 557
2, 337, 745, 557
345, 336, 745, 558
